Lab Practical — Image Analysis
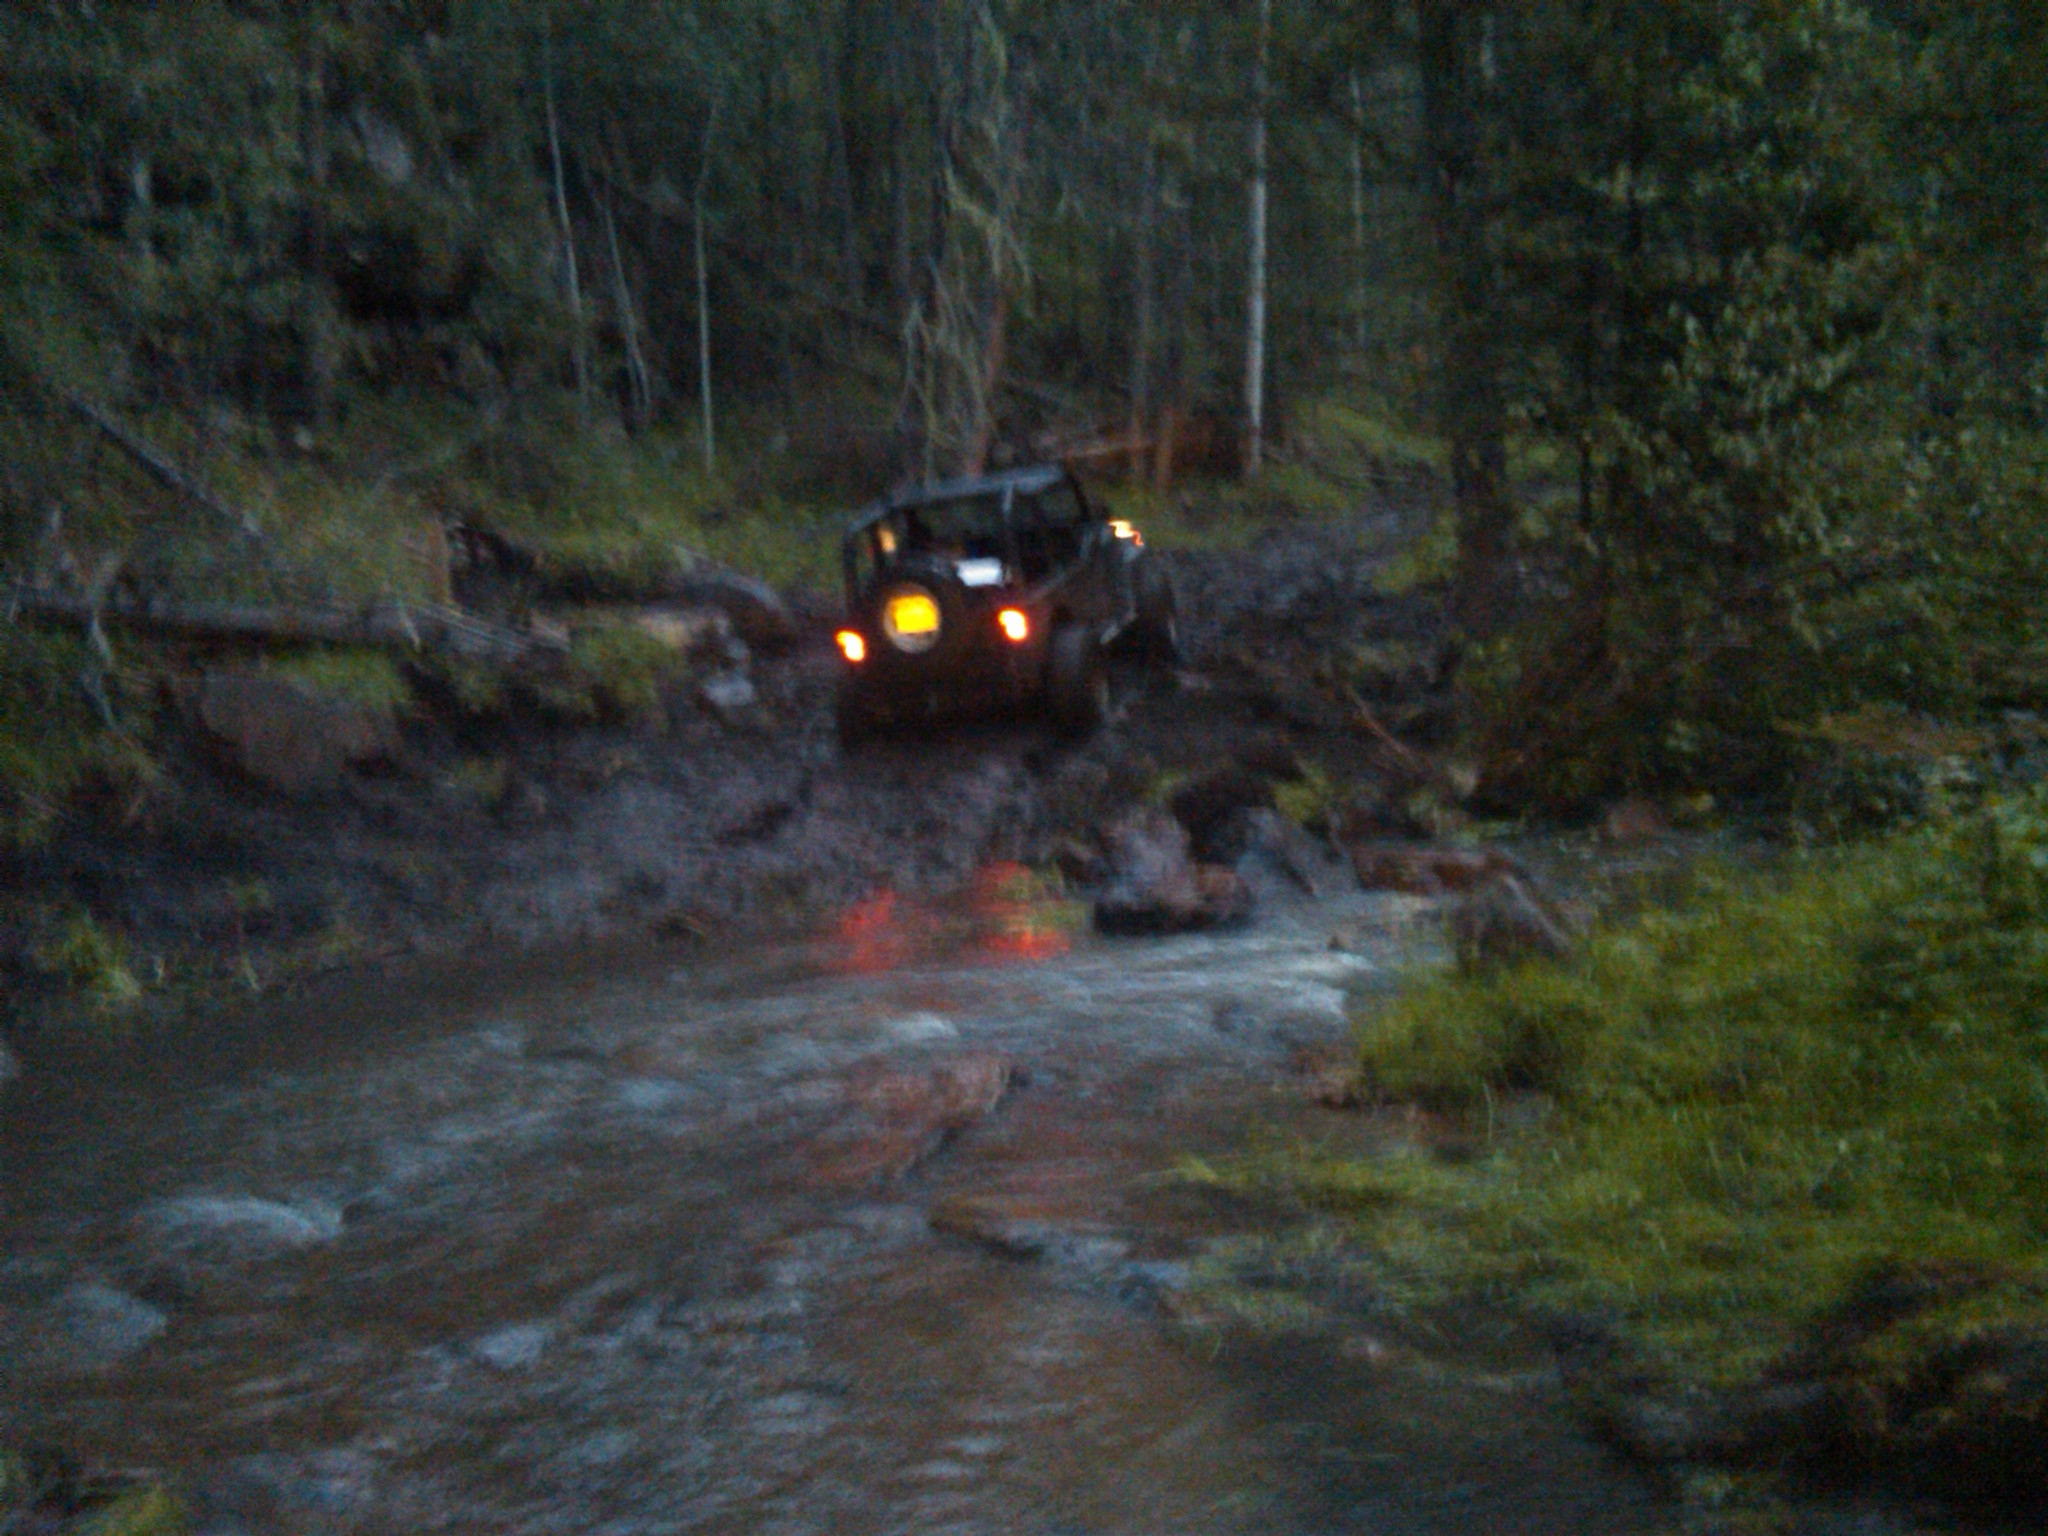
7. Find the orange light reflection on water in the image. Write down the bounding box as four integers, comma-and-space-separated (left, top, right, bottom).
828, 864, 1074, 975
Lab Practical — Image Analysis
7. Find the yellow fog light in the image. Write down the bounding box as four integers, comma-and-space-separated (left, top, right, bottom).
881, 586, 942, 653
835, 630, 867, 663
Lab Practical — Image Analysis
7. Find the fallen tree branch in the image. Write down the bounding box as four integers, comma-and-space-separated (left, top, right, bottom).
60, 392, 265, 542
12, 591, 566, 664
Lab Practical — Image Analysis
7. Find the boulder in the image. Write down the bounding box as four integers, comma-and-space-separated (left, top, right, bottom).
194, 667, 398, 795
1093, 808, 1252, 936
661, 566, 800, 651
698, 668, 768, 730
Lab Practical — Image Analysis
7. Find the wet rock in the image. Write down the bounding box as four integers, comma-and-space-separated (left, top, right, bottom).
1447, 873, 1582, 970
48, 1281, 169, 1366
809, 1052, 1018, 1187
200, 1448, 380, 1528
1238, 808, 1346, 897
192, 667, 399, 795
1093, 808, 1253, 936
699, 668, 769, 731
472, 1321, 554, 1371
1348, 841, 1516, 896
138, 1194, 344, 1260
880, 1011, 959, 1044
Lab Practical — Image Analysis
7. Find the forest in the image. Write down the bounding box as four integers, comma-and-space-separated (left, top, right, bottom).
11, 7, 2048, 1531
1, 0, 2045, 835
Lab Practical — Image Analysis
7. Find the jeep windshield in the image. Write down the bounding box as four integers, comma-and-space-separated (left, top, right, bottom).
853, 492, 1014, 590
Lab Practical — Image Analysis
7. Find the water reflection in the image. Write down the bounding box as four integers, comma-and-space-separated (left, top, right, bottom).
830, 862, 1079, 976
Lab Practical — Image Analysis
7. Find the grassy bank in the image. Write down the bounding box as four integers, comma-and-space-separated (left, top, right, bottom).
1203, 791, 2048, 1501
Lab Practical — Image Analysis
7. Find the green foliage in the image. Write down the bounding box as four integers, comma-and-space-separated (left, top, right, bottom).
1255, 791, 2048, 1383
30, 910, 144, 1011
269, 651, 413, 716
530, 620, 684, 723
1273, 759, 1338, 834
0, 630, 139, 848
73, 1485, 191, 1536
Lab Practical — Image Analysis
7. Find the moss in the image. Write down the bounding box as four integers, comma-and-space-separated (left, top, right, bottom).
1374, 509, 1457, 595
529, 620, 682, 723
1273, 760, 1338, 834
268, 650, 413, 715
29, 910, 144, 1012
1223, 791, 2048, 1395
73, 1485, 191, 1536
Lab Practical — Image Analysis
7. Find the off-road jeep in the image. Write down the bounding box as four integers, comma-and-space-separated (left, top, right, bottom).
832, 463, 1176, 744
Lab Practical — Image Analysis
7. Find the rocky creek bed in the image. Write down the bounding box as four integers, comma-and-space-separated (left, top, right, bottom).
1, 859, 1689, 1535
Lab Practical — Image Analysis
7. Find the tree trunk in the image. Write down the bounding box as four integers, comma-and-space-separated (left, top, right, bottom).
694, 100, 721, 474
299, 26, 339, 429
1348, 70, 1371, 354
544, 42, 591, 426
1243, 0, 1273, 477
600, 184, 652, 432
1417, 0, 1511, 633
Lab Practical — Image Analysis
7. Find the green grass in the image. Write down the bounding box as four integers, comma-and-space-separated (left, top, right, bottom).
1214, 791, 2048, 1388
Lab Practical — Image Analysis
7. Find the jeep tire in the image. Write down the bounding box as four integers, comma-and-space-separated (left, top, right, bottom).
1132, 560, 1180, 663
1046, 622, 1109, 737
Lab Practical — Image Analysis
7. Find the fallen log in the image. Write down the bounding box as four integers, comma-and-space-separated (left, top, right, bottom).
9, 591, 566, 664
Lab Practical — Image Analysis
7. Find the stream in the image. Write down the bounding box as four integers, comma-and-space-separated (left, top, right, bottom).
1, 862, 1672, 1535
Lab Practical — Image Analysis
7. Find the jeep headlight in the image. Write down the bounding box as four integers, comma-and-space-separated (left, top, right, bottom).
880, 585, 942, 653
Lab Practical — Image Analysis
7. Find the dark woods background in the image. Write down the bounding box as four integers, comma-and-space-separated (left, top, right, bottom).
3, 0, 2047, 825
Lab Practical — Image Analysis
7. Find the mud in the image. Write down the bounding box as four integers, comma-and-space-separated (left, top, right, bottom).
0, 518, 1452, 1046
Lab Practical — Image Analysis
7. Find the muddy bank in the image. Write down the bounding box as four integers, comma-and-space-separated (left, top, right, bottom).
0, 518, 1455, 1050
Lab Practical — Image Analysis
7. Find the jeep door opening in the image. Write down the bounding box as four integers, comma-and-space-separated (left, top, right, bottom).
833, 464, 1177, 745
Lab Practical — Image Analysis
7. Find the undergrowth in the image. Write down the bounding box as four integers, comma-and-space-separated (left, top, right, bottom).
1208, 790, 2048, 1387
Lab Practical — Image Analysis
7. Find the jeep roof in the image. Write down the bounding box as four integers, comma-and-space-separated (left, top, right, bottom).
845, 463, 1076, 537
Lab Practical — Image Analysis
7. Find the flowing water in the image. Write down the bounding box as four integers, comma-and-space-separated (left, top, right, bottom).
0, 866, 1671, 1534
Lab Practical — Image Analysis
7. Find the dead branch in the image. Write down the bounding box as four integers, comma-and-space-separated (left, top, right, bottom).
12, 591, 565, 665
60, 392, 265, 542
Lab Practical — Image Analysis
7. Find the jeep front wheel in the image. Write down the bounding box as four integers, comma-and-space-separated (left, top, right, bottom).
1132, 560, 1180, 663
1046, 623, 1109, 737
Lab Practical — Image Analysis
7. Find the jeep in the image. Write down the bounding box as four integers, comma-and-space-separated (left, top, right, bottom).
833, 463, 1176, 744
